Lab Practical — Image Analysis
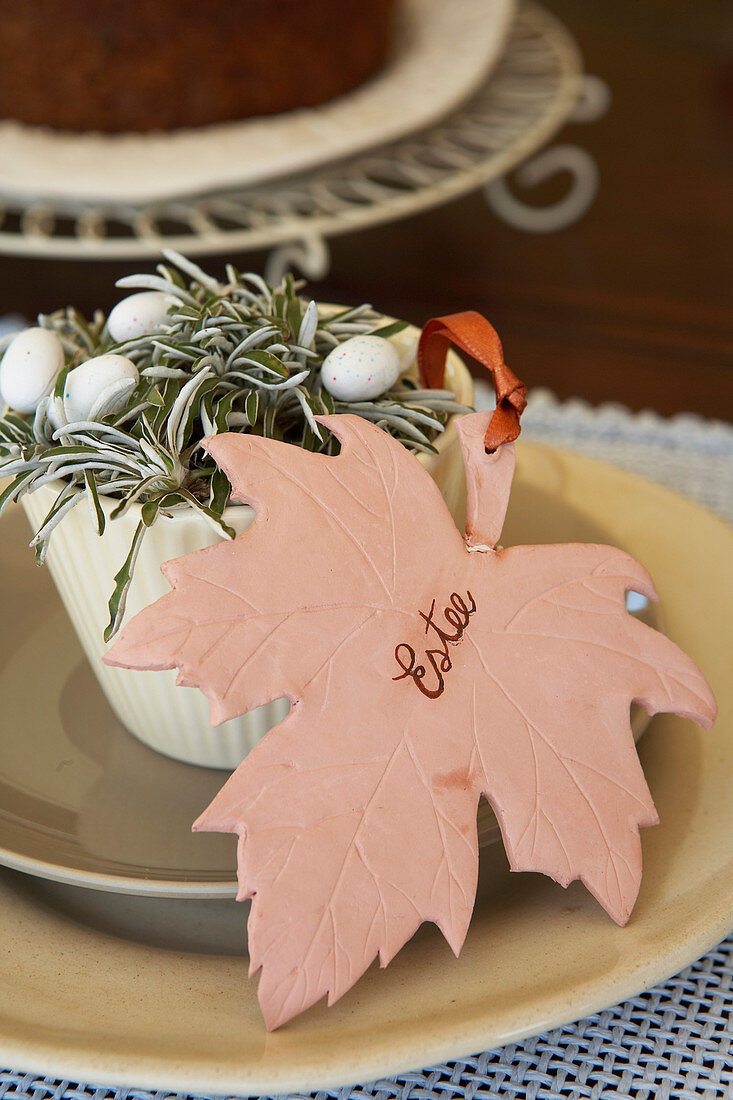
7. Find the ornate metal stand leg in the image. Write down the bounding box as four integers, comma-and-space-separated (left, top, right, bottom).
484, 75, 611, 233
265, 236, 331, 284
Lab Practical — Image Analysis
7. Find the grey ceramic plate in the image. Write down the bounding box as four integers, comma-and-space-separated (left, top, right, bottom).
0, 443, 655, 899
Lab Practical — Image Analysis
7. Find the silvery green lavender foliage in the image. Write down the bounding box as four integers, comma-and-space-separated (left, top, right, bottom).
0, 252, 469, 639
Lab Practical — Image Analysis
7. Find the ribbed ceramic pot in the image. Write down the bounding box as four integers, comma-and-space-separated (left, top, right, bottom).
21, 330, 474, 770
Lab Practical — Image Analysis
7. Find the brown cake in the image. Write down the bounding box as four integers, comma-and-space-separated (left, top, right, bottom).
0, 0, 397, 133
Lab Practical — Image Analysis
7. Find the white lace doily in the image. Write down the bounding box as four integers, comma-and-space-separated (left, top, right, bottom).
509, 386, 733, 524
2, 394, 731, 1099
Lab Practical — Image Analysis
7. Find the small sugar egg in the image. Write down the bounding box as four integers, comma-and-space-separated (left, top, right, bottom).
107, 291, 171, 343
321, 335, 400, 402
0, 327, 65, 414
64, 354, 139, 423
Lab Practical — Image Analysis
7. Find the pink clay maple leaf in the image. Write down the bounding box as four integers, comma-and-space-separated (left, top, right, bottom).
106, 411, 716, 1030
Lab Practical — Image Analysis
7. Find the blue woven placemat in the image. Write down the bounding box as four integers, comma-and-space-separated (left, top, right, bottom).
2, 392, 732, 1100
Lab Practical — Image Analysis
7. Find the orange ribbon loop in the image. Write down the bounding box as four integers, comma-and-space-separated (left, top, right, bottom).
417, 311, 527, 453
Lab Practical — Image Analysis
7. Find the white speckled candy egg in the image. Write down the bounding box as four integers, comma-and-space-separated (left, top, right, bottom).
321, 335, 400, 402
64, 354, 139, 423
0, 327, 64, 414
107, 291, 170, 342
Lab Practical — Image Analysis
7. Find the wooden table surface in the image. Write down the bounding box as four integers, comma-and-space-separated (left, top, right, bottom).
0, 0, 730, 420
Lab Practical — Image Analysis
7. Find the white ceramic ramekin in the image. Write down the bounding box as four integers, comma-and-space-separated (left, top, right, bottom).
21, 328, 473, 769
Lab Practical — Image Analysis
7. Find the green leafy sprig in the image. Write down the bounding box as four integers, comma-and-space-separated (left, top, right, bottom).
0, 252, 470, 639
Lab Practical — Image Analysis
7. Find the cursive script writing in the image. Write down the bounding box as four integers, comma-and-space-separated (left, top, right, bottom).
393, 590, 476, 699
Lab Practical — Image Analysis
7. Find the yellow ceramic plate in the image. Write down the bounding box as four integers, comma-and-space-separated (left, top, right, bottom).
0, 443, 731, 1093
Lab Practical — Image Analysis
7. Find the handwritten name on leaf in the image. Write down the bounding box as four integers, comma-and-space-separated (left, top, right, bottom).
393, 590, 476, 699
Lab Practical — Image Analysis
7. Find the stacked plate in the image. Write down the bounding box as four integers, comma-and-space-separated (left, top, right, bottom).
0, 0, 583, 258
1, 442, 732, 1092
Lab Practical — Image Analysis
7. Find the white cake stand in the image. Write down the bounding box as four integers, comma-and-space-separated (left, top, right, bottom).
0, 3, 584, 262
0, 0, 516, 205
